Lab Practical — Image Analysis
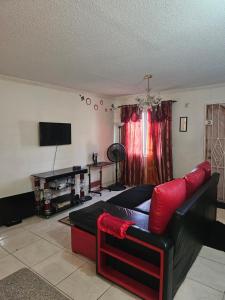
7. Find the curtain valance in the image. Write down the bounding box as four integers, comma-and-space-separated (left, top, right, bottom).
120, 105, 142, 123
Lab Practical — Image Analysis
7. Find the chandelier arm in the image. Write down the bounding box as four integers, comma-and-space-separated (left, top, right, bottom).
135, 74, 162, 110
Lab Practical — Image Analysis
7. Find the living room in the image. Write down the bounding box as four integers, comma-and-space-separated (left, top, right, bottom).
0, 1, 225, 300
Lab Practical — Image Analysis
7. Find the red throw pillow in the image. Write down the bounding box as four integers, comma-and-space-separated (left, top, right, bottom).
184, 168, 205, 197
196, 161, 211, 180
149, 178, 187, 234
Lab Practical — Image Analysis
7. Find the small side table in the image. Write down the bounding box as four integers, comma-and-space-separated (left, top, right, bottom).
87, 162, 113, 196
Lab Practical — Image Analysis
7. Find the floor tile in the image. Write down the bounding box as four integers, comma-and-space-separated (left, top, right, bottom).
99, 285, 139, 300
0, 246, 9, 259
22, 215, 45, 227
199, 246, 225, 265
175, 278, 223, 300
41, 226, 71, 250
57, 262, 111, 300
32, 249, 85, 285
14, 239, 61, 266
188, 256, 225, 292
25, 219, 64, 236
0, 227, 26, 241
0, 255, 25, 280
0, 225, 9, 235
0, 230, 40, 253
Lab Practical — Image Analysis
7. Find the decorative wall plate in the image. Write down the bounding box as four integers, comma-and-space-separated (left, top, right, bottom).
86, 98, 91, 105
79, 94, 112, 113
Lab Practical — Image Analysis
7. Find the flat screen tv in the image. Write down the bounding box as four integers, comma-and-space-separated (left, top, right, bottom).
39, 122, 71, 146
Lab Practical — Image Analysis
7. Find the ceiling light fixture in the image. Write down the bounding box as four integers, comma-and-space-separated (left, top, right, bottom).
136, 74, 162, 111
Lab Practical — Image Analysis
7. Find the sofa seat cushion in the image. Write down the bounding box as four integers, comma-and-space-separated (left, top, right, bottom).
196, 161, 211, 180
69, 201, 149, 235
149, 178, 187, 234
134, 199, 151, 214
107, 184, 155, 209
184, 168, 205, 197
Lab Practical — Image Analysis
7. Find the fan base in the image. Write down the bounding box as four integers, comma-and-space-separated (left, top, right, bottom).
108, 183, 126, 191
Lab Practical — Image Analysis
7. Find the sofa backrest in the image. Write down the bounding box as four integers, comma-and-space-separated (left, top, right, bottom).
184, 167, 205, 197
196, 161, 211, 179
149, 178, 187, 234
168, 172, 219, 295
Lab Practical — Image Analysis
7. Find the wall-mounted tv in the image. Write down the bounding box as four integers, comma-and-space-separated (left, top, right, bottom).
39, 122, 71, 146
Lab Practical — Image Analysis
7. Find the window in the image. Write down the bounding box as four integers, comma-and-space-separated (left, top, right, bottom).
142, 111, 149, 157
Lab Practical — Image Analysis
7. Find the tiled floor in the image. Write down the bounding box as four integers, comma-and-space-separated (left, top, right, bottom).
0, 190, 224, 300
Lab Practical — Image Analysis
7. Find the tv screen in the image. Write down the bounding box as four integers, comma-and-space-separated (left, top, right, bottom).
39, 122, 71, 146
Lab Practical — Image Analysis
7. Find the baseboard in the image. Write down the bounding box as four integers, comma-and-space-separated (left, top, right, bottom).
0, 191, 35, 226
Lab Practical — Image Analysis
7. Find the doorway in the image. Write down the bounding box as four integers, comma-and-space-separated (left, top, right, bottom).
205, 104, 225, 203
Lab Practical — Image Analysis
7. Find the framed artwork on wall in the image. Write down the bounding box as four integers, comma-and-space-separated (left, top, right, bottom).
179, 117, 188, 132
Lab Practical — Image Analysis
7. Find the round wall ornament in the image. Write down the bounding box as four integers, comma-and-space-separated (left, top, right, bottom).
86, 98, 91, 105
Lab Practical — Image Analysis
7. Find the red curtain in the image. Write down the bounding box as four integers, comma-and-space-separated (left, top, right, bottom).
149, 101, 173, 183
120, 102, 173, 186
145, 110, 159, 184
121, 105, 144, 185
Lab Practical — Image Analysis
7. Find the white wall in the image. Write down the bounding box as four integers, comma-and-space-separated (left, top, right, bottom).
2, 76, 225, 197
163, 84, 225, 177
114, 83, 225, 178
0, 77, 114, 197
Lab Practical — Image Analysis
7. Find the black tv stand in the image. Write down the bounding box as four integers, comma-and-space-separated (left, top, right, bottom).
31, 167, 90, 218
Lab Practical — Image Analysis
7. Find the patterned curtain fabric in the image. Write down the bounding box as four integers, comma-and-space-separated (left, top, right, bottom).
120, 102, 173, 186
144, 110, 159, 184
149, 101, 173, 183
121, 105, 142, 123
121, 105, 144, 185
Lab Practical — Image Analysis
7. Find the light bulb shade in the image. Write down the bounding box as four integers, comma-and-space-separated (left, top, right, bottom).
136, 75, 162, 110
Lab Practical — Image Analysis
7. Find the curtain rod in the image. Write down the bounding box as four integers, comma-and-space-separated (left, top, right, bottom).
115, 100, 177, 109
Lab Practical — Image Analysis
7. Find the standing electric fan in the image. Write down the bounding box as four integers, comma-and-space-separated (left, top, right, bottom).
107, 143, 126, 191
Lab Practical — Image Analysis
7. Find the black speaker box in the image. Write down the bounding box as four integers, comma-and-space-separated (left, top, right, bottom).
0, 191, 35, 226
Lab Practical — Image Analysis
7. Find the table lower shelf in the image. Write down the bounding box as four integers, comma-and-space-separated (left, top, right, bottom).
36, 194, 83, 218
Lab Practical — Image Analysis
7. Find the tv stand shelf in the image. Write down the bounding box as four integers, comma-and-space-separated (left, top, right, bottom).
31, 167, 88, 218
32, 167, 87, 182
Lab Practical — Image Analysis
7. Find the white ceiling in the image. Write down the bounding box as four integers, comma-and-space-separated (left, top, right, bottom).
0, 0, 225, 96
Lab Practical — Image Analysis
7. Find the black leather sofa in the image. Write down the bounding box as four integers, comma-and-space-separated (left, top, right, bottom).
69, 173, 219, 299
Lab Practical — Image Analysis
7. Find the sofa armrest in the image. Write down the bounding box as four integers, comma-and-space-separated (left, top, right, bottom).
127, 225, 173, 251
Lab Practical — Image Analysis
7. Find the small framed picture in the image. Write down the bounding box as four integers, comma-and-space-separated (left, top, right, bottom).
179, 117, 188, 132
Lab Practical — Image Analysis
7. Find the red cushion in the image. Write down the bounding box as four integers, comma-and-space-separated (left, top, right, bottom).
184, 168, 205, 197
97, 212, 135, 239
149, 178, 187, 234
196, 161, 211, 179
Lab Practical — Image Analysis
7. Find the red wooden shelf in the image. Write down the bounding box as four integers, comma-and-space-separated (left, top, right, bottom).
100, 266, 159, 300
100, 244, 160, 279
97, 226, 164, 300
